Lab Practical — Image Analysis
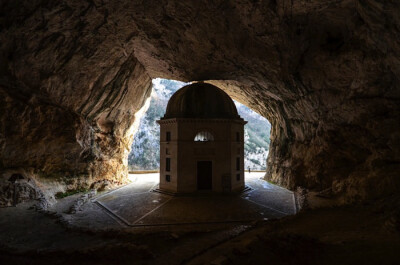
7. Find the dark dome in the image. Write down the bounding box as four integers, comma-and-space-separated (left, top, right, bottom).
163, 83, 240, 119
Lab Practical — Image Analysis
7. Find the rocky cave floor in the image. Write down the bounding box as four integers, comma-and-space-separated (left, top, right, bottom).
0, 174, 399, 265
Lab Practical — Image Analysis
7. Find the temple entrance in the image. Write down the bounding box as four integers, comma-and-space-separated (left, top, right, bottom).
197, 161, 212, 190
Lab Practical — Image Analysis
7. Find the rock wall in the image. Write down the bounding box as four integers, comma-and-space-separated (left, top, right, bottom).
1, 0, 399, 202
0, 0, 152, 194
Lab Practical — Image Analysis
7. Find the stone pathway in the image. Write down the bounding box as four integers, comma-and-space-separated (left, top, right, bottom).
0, 173, 298, 264
91, 172, 296, 227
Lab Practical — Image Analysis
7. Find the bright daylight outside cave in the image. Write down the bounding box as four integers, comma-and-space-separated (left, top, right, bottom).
128, 79, 271, 173
1, 1, 400, 265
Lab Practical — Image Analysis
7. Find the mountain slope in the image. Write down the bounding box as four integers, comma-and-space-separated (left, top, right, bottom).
128, 79, 271, 170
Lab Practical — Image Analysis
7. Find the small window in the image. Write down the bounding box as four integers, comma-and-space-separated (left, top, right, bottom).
236, 157, 240, 171
236, 173, 240, 181
194, 131, 214, 142
166, 158, 171, 171
237, 148, 240, 154
236, 132, 240, 142
166, 175, 171, 182
166, 131, 171, 141
166, 148, 170, 155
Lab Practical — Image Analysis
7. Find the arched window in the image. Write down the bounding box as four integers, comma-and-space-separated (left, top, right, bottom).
194, 131, 214, 142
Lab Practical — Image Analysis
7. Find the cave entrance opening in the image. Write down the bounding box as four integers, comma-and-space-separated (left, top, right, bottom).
128, 78, 271, 175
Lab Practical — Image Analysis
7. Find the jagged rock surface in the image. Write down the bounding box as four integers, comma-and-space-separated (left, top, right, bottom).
0, 0, 152, 191
1, 0, 399, 202
0, 178, 41, 207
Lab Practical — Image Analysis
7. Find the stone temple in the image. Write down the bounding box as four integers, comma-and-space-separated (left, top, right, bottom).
157, 83, 247, 194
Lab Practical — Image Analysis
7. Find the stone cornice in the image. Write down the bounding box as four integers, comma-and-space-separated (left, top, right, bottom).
157, 118, 247, 125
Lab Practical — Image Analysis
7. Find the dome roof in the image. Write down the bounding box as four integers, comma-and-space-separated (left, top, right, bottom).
163, 83, 240, 119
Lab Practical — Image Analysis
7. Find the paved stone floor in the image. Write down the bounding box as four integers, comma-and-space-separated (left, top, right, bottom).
0, 173, 300, 264
92, 172, 296, 227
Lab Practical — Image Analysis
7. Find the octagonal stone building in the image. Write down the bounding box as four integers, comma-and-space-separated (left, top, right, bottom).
157, 82, 247, 194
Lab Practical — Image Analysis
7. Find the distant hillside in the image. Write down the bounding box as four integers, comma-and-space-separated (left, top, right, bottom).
128, 79, 271, 170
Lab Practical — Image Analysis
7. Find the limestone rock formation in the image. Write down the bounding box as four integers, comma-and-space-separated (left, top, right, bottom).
1, 0, 399, 202
0, 0, 153, 193
0, 175, 41, 207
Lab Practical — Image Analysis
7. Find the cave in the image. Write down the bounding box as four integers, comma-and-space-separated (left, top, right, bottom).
0, 1, 399, 264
